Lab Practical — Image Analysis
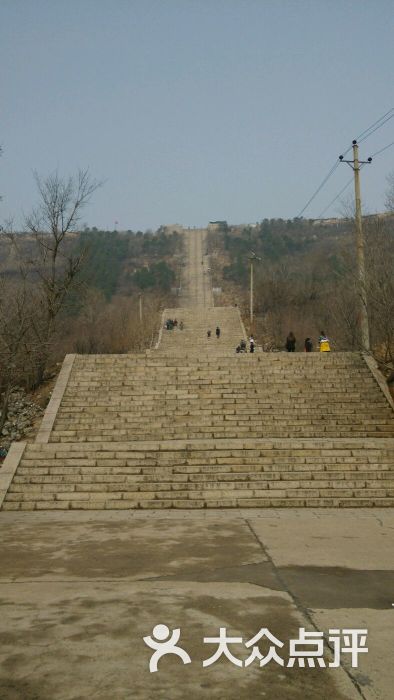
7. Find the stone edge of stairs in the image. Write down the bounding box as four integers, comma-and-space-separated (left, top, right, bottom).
362, 352, 394, 412
0, 441, 26, 509
36, 354, 77, 444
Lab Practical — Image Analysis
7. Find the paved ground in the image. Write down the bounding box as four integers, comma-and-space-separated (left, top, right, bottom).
0, 509, 393, 700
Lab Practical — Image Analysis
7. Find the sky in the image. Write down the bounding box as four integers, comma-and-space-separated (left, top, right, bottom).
1, 0, 394, 230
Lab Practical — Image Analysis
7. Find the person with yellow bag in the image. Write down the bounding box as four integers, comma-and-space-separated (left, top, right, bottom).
318, 331, 331, 352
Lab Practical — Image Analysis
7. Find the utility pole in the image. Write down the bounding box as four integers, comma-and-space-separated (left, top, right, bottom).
139, 293, 143, 323
248, 251, 261, 333
250, 257, 254, 330
339, 141, 372, 351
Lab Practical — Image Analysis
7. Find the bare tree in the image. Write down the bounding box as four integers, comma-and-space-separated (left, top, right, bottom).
365, 218, 394, 367
25, 169, 101, 383
0, 272, 40, 431
337, 193, 356, 220
326, 274, 359, 349
67, 291, 164, 355
385, 171, 394, 211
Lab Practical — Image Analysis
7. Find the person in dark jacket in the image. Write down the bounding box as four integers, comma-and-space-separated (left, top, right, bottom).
286, 332, 296, 352
304, 337, 313, 352
216, 326, 221, 339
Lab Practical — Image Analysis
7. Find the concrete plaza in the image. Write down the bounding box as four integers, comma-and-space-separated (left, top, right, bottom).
0, 508, 393, 700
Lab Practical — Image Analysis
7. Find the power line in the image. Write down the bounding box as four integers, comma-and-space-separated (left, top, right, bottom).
339, 109, 394, 159
358, 112, 394, 144
317, 176, 354, 218
319, 133, 394, 219
297, 108, 394, 218
318, 137, 394, 218
297, 161, 340, 217
317, 161, 369, 219
355, 107, 394, 142
371, 139, 394, 158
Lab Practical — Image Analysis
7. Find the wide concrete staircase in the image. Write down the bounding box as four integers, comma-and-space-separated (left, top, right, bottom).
2, 228, 394, 510
43, 352, 394, 443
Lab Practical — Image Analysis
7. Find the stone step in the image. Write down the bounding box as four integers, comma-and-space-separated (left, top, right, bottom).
12, 470, 394, 483
3, 437, 393, 509
21, 436, 394, 450
54, 415, 389, 424
6, 486, 394, 502
8, 478, 394, 493
4, 497, 394, 511
48, 428, 393, 442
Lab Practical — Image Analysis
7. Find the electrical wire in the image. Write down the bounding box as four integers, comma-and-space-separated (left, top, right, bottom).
340, 108, 394, 158
318, 130, 394, 218
317, 176, 354, 218
370, 140, 394, 158
296, 161, 340, 217
296, 108, 394, 218
358, 112, 394, 144
317, 162, 369, 219
355, 107, 394, 142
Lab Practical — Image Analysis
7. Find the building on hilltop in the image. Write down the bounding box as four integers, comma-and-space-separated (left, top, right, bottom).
208, 221, 228, 232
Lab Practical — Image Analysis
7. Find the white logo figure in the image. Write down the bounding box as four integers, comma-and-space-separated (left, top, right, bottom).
143, 624, 192, 673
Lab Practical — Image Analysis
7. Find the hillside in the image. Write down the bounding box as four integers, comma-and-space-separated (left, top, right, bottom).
207, 216, 394, 370
0, 226, 184, 452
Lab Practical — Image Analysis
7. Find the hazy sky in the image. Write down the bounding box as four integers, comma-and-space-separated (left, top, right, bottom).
1, 0, 394, 230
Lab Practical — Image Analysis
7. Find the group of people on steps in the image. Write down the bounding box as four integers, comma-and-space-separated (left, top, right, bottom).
207, 327, 255, 353
286, 331, 331, 353
235, 336, 255, 353
206, 327, 221, 339
165, 318, 184, 330
206, 327, 331, 353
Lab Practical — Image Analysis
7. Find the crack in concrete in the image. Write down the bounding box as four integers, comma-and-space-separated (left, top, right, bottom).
243, 517, 368, 700
141, 559, 280, 586
0, 559, 275, 587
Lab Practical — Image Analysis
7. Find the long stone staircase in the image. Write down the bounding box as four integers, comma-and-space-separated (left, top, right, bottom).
1, 228, 394, 510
